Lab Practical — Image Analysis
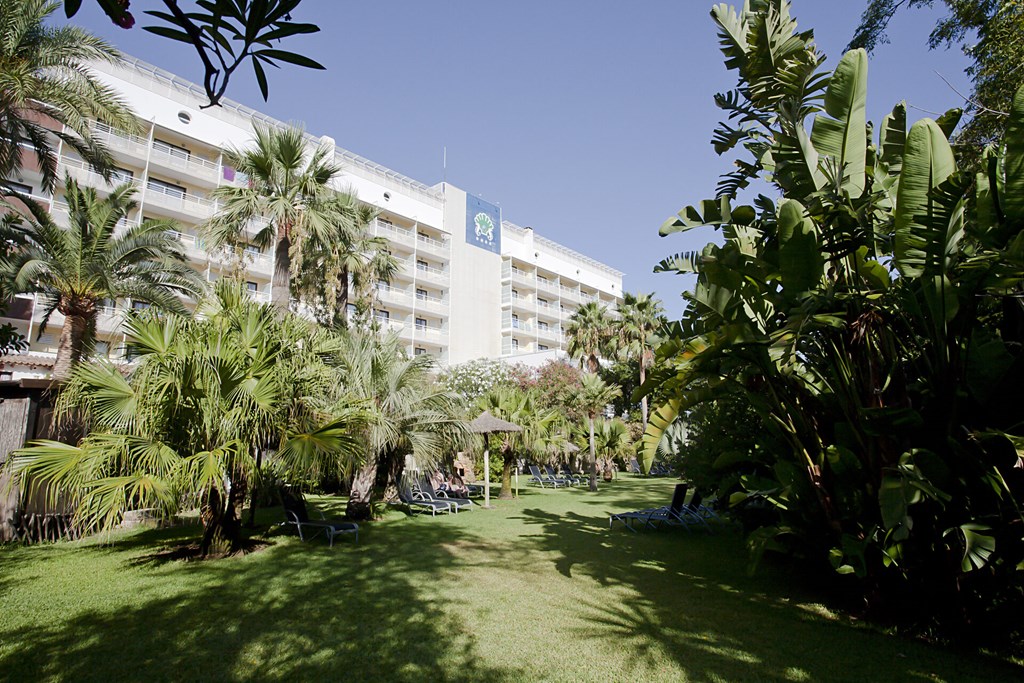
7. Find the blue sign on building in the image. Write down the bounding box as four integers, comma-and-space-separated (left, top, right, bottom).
466, 194, 501, 254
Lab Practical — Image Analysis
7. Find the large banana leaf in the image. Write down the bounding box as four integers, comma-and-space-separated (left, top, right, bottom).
1004, 84, 1024, 223
893, 118, 957, 278
810, 49, 868, 197
776, 198, 822, 296
640, 400, 681, 474
878, 101, 906, 174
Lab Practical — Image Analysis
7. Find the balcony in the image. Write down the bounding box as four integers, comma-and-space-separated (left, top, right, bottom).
536, 325, 563, 343
60, 157, 139, 194
91, 121, 149, 158
144, 181, 217, 220
414, 263, 449, 285
373, 219, 415, 248
535, 277, 560, 295
376, 286, 414, 309
414, 292, 448, 314
148, 140, 221, 186
415, 232, 449, 257
502, 311, 533, 333
559, 285, 580, 301
535, 301, 560, 319
413, 324, 446, 342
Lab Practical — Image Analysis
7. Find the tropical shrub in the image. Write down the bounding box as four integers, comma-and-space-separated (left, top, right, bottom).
642, 0, 1024, 639
6, 283, 365, 555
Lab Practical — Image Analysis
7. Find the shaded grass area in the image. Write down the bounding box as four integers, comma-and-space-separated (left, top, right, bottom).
0, 477, 1020, 682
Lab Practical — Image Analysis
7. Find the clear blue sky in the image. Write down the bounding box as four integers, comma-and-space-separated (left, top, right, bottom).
59, 1, 973, 317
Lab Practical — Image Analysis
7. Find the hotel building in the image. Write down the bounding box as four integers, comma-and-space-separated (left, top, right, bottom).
1, 56, 623, 379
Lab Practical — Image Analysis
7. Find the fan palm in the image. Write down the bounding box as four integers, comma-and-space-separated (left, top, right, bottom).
7, 283, 367, 555
566, 301, 613, 373
0, 0, 139, 195
591, 417, 632, 476
4, 176, 204, 381
614, 292, 666, 427
476, 385, 560, 499
576, 373, 622, 491
202, 124, 357, 313
341, 332, 469, 520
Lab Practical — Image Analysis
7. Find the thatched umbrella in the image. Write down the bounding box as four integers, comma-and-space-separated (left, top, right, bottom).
469, 411, 522, 508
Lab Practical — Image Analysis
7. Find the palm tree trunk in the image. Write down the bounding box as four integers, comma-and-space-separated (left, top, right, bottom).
52, 313, 88, 382
640, 363, 648, 428
347, 458, 378, 521
588, 416, 598, 491
271, 231, 291, 313
499, 451, 514, 499
336, 265, 350, 325
199, 481, 245, 556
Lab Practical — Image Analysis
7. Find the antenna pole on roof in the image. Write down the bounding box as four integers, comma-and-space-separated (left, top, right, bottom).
442, 146, 447, 184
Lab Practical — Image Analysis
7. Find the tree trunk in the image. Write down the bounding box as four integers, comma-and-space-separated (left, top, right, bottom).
381, 451, 404, 503
499, 451, 514, 499
639, 363, 648, 428
588, 416, 598, 491
271, 231, 291, 313
52, 313, 89, 383
246, 448, 263, 528
336, 265, 350, 325
346, 457, 378, 521
199, 480, 246, 556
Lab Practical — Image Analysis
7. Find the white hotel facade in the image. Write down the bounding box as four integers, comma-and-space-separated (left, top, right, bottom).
1, 57, 623, 378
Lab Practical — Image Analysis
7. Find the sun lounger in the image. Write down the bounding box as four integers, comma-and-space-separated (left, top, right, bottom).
528, 464, 567, 488
544, 465, 576, 487
398, 476, 453, 516
610, 484, 711, 532
418, 475, 474, 512
280, 489, 359, 546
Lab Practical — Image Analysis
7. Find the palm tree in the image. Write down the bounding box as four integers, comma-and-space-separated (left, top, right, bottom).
577, 373, 621, 491
0, 0, 138, 195
566, 301, 613, 373
476, 385, 560, 499
300, 201, 399, 327
591, 417, 632, 478
202, 124, 356, 313
7, 283, 367, 555
614, 292, 666, 427
341, 332, 469, 521
5, 176, 204, 381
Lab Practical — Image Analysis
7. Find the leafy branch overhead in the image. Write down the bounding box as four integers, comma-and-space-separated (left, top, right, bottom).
64, 0, 324, 107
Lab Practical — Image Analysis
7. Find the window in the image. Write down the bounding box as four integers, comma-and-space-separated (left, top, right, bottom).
153, 138, 190, 160
512, 314, 519, 329
246, 281, 258, 292
110, 167, 134, 184
414, 347, 427, 356
147, 177, 186, 198
538, 321, 549, 331
538, 276, 548, 285
416, 288, 428, 300
378, 218, 393, 228
511, 289, 519, 300
538, 345, 549, 351
511, 338, 519, 350
377, 310, 390, 321
0, 371, 12, 382
418, 232, 429, 240
416, 259, 428, 271
132, 301, 151, 310
244, 244, 261, 257
6, 181, 32, 195
415, 317, 427, 331
538, 298, 548, 307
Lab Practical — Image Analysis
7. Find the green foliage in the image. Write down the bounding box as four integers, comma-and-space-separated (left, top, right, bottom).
5, 282, 366, 554
66, 0, 324, 107
0, 0, 139, 194
647, 0, 1024, 638
439, 358, 518, 406
849, 0, 1024, 165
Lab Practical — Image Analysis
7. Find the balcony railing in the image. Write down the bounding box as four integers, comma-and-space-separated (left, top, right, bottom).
415, 233, 449, 255
144, 181, 217, 217
374, 219, 415, 246
414, 263, 449, 284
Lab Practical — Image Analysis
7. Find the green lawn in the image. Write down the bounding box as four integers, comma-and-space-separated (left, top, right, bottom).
0, 477, 1020, 683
